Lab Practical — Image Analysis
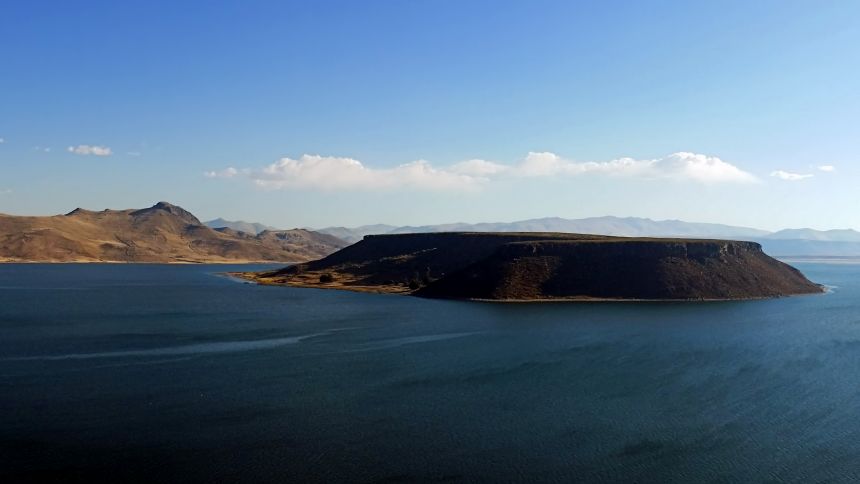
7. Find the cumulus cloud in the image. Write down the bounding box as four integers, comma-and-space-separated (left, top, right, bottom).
248, 155, 479, 191
449, 159, 510, 177
770, 170, 813, 181
207, 151, 757, 191
68, 144, 112, 156
817, 165, 836, 172
514, 151, 757, 183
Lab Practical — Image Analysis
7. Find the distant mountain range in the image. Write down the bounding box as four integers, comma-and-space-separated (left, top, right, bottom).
309, 216, 860, 256
204, 218, 278, 235
315, 216, 770, 242
189, 214, 860, 257
312, 224, 399, 243
0, 202, 347, 263
6, 204, 859, 261
765, 228, 860, 242
387, 216, 772, 239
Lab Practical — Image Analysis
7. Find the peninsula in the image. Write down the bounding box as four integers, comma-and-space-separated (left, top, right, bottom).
239, 232, 823, 301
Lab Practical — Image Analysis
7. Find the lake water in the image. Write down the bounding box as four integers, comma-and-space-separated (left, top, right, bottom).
1, 263, 859, 483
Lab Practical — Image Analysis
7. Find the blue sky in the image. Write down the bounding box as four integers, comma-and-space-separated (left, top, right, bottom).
1, 0, 858, 230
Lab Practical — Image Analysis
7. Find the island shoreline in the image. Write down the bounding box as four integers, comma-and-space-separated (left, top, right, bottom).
229, 271, 826, 303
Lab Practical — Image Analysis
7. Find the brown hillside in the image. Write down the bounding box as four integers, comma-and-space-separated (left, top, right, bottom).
0, 202, 347, 263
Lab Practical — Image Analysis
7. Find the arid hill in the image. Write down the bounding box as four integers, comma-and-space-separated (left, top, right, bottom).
0, 202, 347, 263
243, 232, 823, 301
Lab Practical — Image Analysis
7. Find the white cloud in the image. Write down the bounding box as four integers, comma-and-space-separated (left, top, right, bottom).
770, 170, 813, 181
204, 167, 240, 179
67, 144, 112, 156
515, 151, 757, 184
653, 152, 759, 183
817, 165, 836, 172
249, 155, 479, 191
450, 159, 509, 177
34, 146, 51, 152
0, 137, 5, 144
127, 151, 142, 157
208, 151, 757, 191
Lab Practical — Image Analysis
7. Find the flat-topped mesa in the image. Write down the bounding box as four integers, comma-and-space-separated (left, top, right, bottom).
253, 232, 823, 301
417, 239, 818, 300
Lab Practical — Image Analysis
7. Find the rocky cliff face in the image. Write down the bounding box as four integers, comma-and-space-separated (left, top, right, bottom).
416, 239, 820, 300
251, 233, 822, 300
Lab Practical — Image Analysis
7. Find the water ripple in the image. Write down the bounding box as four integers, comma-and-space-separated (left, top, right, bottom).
2, 332, 331, 361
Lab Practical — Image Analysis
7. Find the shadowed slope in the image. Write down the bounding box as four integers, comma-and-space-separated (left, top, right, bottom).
416, 239, 821, 300
256, 232, 610, 292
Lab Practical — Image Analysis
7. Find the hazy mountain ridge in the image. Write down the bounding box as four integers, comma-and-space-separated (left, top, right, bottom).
204, 218, 278, 235
318, 216, 772, 242
0, 202, 347, 263
386, 216, 770, 239
40, 208, 858, 259
764, 228, 860, 242
314, 216, 860, 256
314, 224, 399, 243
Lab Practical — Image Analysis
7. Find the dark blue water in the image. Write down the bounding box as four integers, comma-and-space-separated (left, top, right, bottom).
1, 263, 858, 483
